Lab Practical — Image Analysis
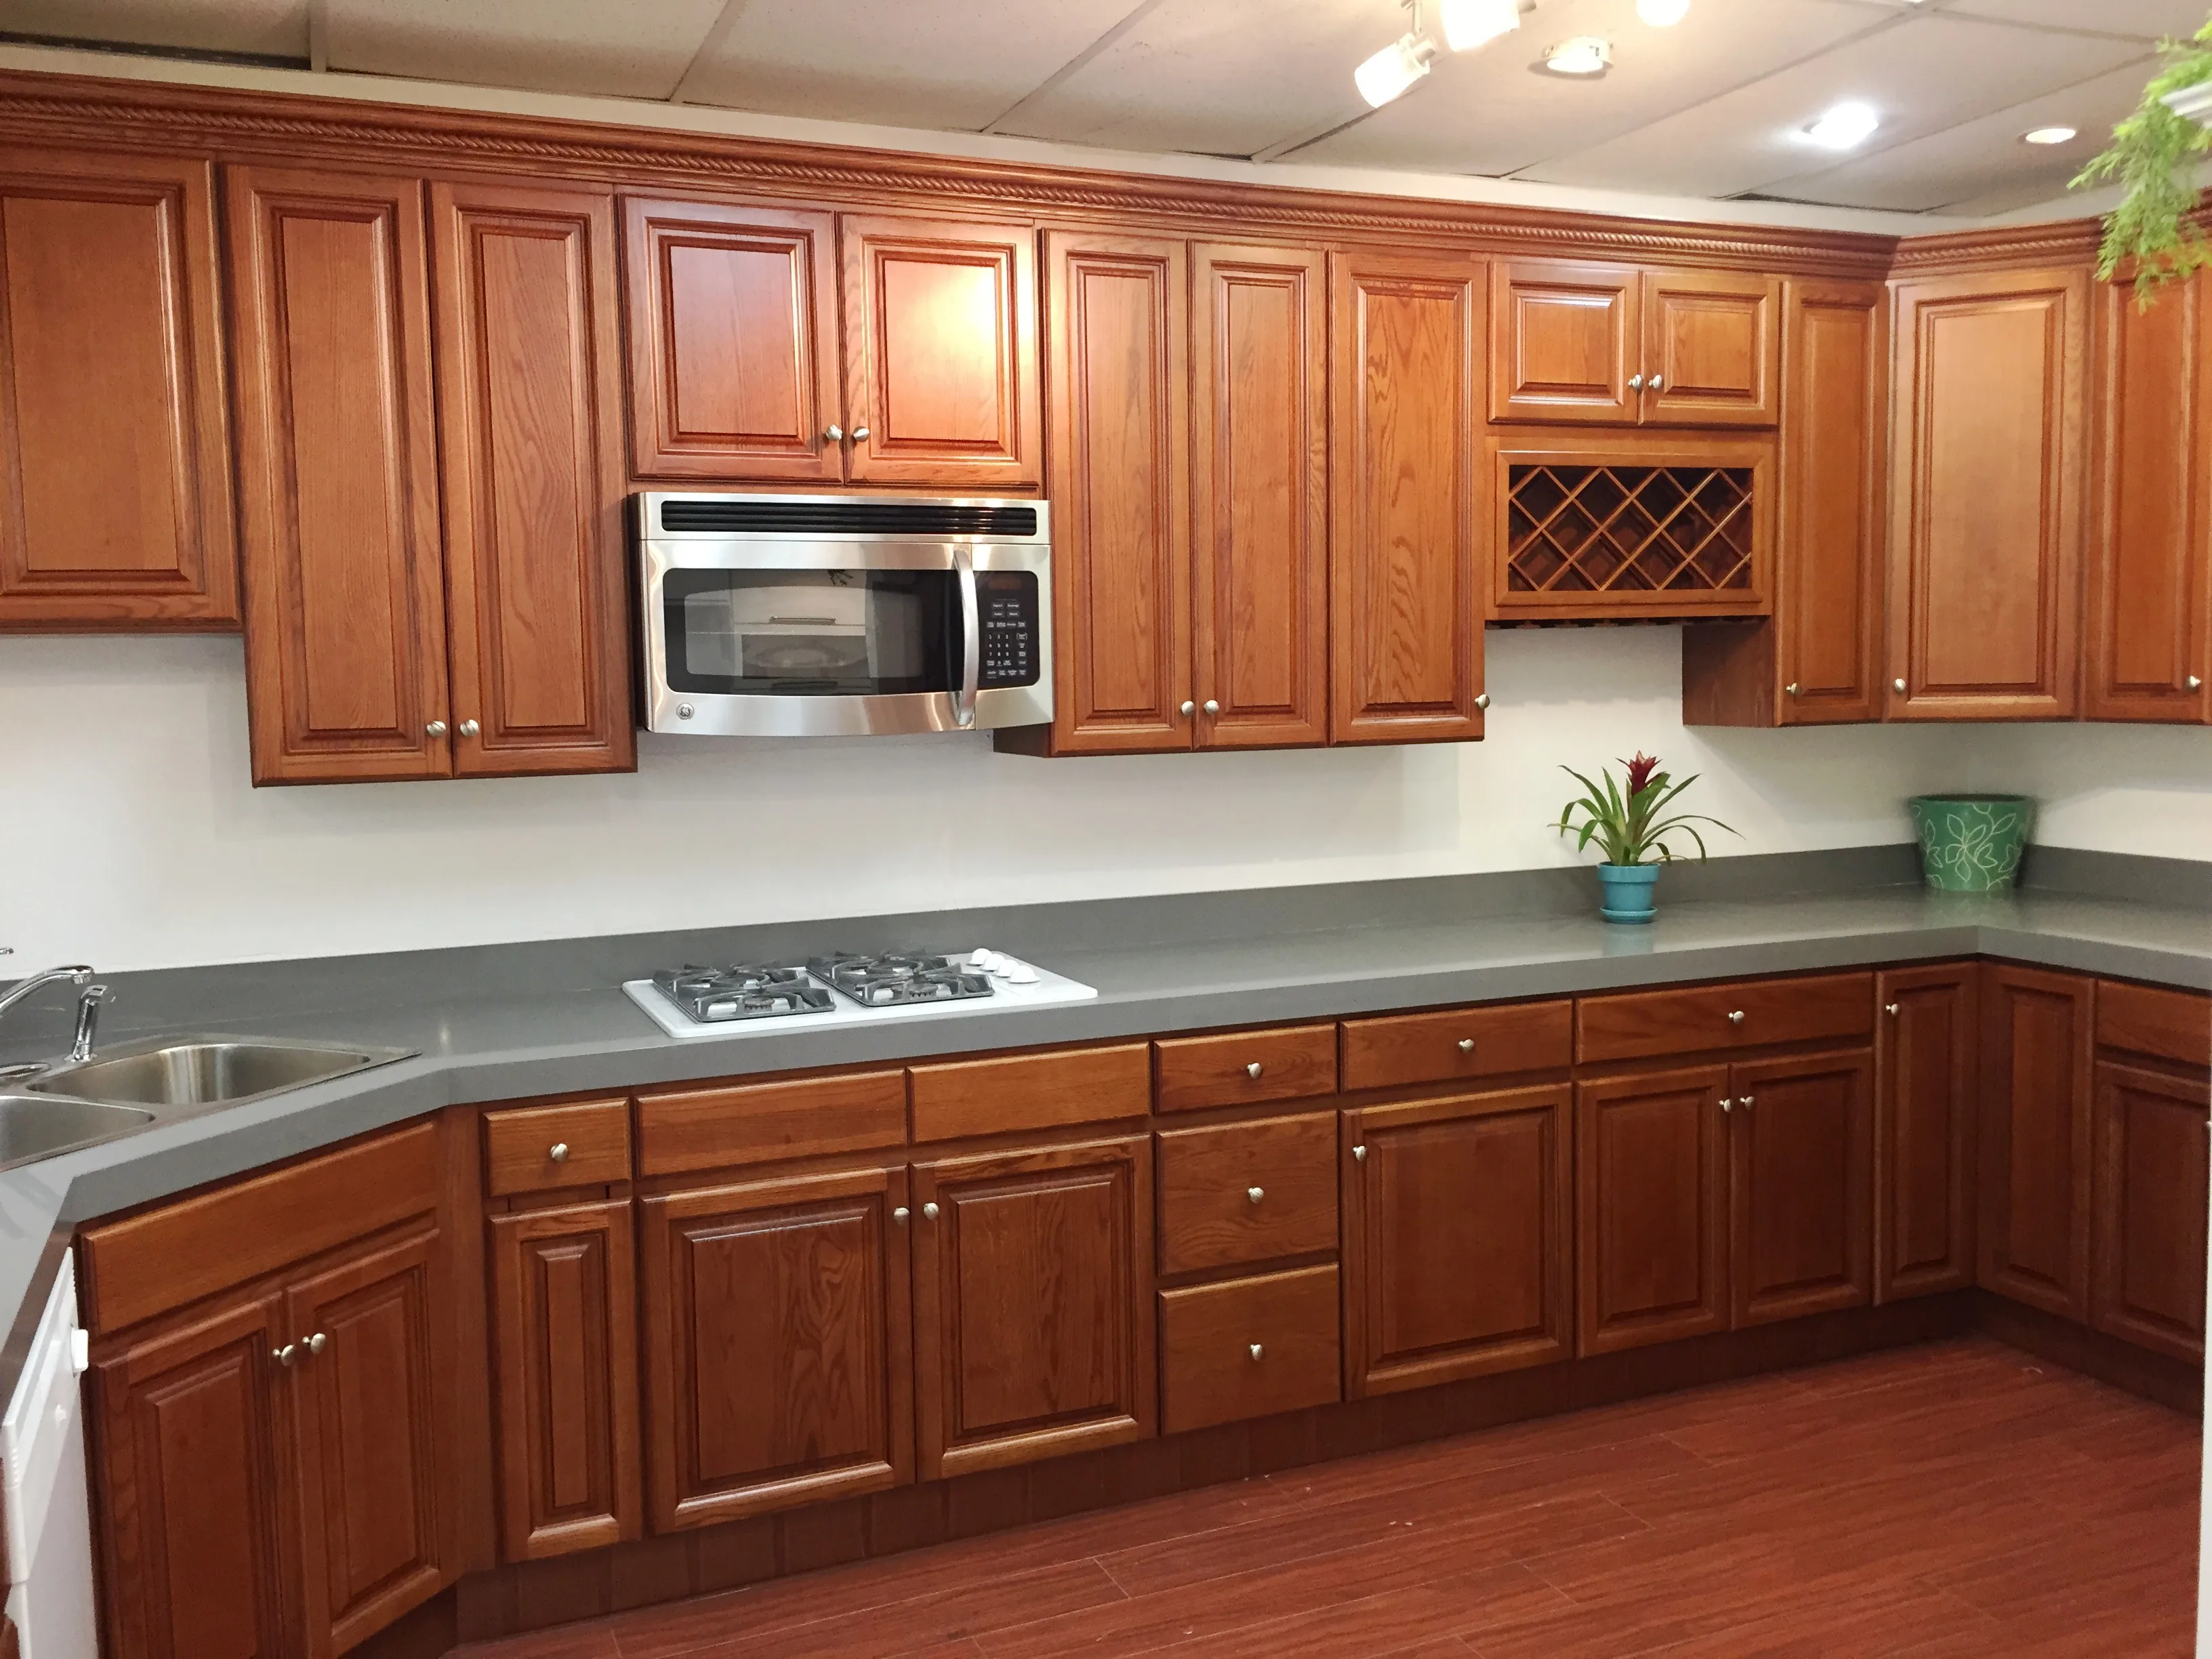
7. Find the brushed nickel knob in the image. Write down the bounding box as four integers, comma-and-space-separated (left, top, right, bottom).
1727, 1010, 1745, 1025
922, 1202, 940, 1219
1720, 1097, 1734, 1113
1784, 682, 1800, 697
1248, 1343, 1264, 1362
1475, 693, 1491, 710
459, 718, 480, 738
306, 1332, 327, 1355
1246, 1061, 1263, 1079
426, 719, 448, 738
1180, 700, 1195, 717
2191, 676, 2205, 690
1458, 1038, 1475, 1052
1648, 373, 1665, 391
1893, 677, 1907, 693
893, 1206, 910, 1223
824, 424, 844, 443
1739, 1094, 1755, 1109
1628, 373, 1644, 390
1203, 699, 1221, 714
1246, 1185, 1264, 1205
1885, 1002, 1900, 1016
1353, 1144, 1367, 1162
273, 1343, 297, 1367
851, 425, 871, 442
549, 1142, 569, 1162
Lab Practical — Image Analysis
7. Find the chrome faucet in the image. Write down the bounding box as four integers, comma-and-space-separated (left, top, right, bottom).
0, 949, 104, 1061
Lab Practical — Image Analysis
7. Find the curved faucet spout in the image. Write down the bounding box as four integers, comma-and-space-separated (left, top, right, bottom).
0, 965, 96, 1023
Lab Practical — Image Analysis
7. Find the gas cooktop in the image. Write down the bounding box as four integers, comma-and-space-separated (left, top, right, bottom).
623, 948, 1095, 1040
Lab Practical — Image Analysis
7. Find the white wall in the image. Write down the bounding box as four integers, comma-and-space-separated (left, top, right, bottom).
5, 629, 2206, 972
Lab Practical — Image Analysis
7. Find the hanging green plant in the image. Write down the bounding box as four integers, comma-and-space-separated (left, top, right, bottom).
2072, 12, 2212, 300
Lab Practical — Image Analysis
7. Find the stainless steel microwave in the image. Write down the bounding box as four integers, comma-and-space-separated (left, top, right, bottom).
633, 493, 1053, 737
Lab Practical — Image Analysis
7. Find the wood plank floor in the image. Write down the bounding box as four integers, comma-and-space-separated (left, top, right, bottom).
457, 1338, 2203, 1658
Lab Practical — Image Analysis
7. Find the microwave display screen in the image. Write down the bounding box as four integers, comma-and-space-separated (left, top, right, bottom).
663, 569, 951, 695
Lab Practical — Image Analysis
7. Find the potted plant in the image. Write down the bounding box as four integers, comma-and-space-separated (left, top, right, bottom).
2072, 12, 2212, 299
1554, 752, 1738, 924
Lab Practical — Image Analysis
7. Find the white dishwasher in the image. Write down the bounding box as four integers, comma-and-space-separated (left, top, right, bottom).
3, 1253, 98, 1659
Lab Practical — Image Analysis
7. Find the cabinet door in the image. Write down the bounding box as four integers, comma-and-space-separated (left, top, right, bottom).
1343, 1085, 1572, 1397
91, 1293, 297, 1659
1888, 268, 2088, 720
429, 179, 634, 779
639, 1166, 912, 1531
1192, 243, 1330, 749
2085, 270, 2211, 722
1329, 250, 1483, 744
1488, 260, 1639, 424
1641, 269, 1780, 428
1979, 964, 2094, 1320
1729, 1048, 1873, 1326
1041, 230, 1191, 754
282, 1223, 450, 1658
489, 1200, 641, 1560
1577, 1065, 1729, 1355
0, 147, 237, 629
228, 165, 450, 784
2090, 1060, 2210, 1363
839, 213, 1040, 488
912, 1136, 1153, 1480
620, 195, 842, 482
1875, 964, 1978, 1301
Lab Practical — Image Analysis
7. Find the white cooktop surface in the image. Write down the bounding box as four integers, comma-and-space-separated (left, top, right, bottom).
621, 951, 1098, 1041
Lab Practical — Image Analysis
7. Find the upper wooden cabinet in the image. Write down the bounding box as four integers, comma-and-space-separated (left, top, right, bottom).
0, 146, 237, 630
2085, 270, 2211, 723
1330, 249, 1484, 743
1887, 266, 2089, 720
1490, 260, 1778, 428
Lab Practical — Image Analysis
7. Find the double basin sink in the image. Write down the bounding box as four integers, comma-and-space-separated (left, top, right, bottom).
0, 1038, 415, 1170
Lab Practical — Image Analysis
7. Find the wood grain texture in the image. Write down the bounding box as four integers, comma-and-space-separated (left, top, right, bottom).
908, 1043, 1149, 1143
430, 177, 633, 779
619, 194, 841, 482
1576, 1065, 1730, 1355
1978, 963, 2095, 1322
1875, 963, 1980, 1303
1158, 1264, 1341, 1434
1488, 260, 1639, 424
1640, 268, 1780, 428
1343, 1085, 1572, 1396
483, 1099, 631, 1197
0, 144, 237, 629
1341, 1000, 1573, 1092
1156, 1111, 1338, 1276
2089, 1059, 2209, 1364
1576, 972, 1873, 1066
1153, 1022, 1338, 1113
1729, 1046, 1874, 1327
2096, 978, 2212, 1071
634, 1069, 906, 1176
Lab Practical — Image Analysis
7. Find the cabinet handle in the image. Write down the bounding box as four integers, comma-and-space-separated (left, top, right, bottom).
1353, 1144, 1367, 1162
458, 718, 480, 739
1248, 1343, 1265, 1362
1648, 373, 1665, 392
272, 1343, 297, 1367
1203, 699, 1221, 715
824, 424, 844, 443
1180, 700, 1196, 717
426, 719, 447, 738
1247, 1185, 1265, 1205
306, 1332, 327, 1355
1458, 1038, 1475, 1052
2190, 675, 2205, 691
1628, 373, 1644, 390
922, 1202, 940, 1219
893, 1206, 910, 1223
1784, 682, 1800, 697
1738, 1094, 1755, 1109
1720, 1097, 1734, 1113
1727, 1010, 1745, 1025
548, 1142, 569, 1163
1246, 1061, 1263, 1079
1475, 692, 1491, 710
1893, 677, 1908, 693
851, 425, 871, 442
1885, 1002, 1900, 1016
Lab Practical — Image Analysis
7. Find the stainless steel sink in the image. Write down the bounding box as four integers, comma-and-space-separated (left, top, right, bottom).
26, 1037, 414, 1110
0, 1096, 155, 1166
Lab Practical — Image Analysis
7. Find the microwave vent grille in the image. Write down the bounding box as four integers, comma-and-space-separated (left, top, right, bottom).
657, 499, 1040, 538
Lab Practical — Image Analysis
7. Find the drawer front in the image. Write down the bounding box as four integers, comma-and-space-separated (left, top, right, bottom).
1160, 1264, 1341, 1434
1577, 972, 1873, 1065
485, 1099, 633, 1195
2097, 980, 2211, 1071
1340, 1000, 1573, 1091
909, 1042, 1149, 1143
1154, 1023, 1338, 1112
1158, 1112, 1338, 1275
636, 1069, 906, 1177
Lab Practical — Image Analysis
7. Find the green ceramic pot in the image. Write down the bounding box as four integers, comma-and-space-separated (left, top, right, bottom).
1908, 795, 2034, 892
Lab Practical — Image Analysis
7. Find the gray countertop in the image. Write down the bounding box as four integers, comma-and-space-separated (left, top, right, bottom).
2, 846, 2205, 1399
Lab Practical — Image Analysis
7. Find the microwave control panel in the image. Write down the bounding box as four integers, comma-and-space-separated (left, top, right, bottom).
975, 570, 1042, 689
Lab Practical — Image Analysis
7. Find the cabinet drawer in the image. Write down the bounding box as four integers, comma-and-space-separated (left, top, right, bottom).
636, 1069, 906, 1177
1155, 1023, 1338, 1112
2097, 980, 2211, 1071
1340, 1000, 1572, 1091
1158, 1112, 1338, 1275
909, 1043, 1149, 1142
1160, 1265, 1341, 1434
1577, 972, 1872, 1065
485, 1099, 632, 1195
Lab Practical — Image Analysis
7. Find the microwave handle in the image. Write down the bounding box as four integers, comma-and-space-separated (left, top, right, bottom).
952, 549, 981, 729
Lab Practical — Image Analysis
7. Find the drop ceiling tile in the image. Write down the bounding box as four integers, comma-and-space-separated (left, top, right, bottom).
1, 0, 308, 60
1943, 0, 2211, 42
680, 0, 1141, 132
323, 0, 729, 100
1517, 9, 2148, 197
1296, 0, 1888, 178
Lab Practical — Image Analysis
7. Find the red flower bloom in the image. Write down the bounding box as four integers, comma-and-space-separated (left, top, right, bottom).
1621, 752, 1661, 796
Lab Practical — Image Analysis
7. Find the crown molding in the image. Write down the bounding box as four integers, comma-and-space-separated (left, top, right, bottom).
1888, 217, 2104, 278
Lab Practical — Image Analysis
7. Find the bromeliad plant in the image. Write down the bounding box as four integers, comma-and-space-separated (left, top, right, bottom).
1554, 752, 1739, 866
2073, 11, 2212, 300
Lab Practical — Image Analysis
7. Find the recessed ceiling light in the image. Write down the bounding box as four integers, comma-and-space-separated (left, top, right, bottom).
1355, 32, 1435, 107
1801, 102, 1881, 150
2022, 125, 2078, 146
1439, 0, 1522, 52
1543, 35, 1613, 76
1636, 0, 1691, 24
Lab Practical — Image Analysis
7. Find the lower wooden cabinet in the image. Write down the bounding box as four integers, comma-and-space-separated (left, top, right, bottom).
1729, 1048, 1873, 1326
1875, 964, 1979, 1301
1978, 964, 2095, 1321
1159, 1264, 1340, 1433
2090, 1059, 2210, 1363
1344, 1085, 1572, 1394
1578, 1065, 1731, 1355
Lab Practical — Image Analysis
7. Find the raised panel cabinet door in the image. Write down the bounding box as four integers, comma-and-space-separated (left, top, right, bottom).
1040, 230, 1191, 754
1488, 260, 1639, 424
0, 146, 237, 629
1729, 1048, 1874, 1327
620, 195, 842, 481
1576, 1065, 1730, 1355
1887, 268, 2088, 720
1343, 1084, 1572, 1398
227, 165, 450, 784
1874, 964, 1978, 1302
1329, 250, 1483, 744
839, 213, 1040, 488
2090, 1060, 2210, 1363
90, 1292, 297, 1659
1978, 964, 2094, 1321
639, 1166, 913, 1532
281, 1222, 451, 1658
912, 1136, 1154, 1480
431, 179, 634, 779
2085, 269, 2211, 722
1192, 243, 1329, 748
1641, 268, 1781, 428
489, 1200, 642, 1561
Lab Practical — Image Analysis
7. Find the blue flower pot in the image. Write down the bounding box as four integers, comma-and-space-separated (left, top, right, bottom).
1597, 863, 1661, 924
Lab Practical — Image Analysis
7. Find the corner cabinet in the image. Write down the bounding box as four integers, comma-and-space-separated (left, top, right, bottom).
1978, 963, 2095, 1319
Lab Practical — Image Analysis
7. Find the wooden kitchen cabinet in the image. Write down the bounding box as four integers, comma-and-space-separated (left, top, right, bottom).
2089, 1060, 2210, 1363
1344, 1084, 1572, 1395
0, 145, 237, 630
1874, 964, 1978, 1302
1728, 1048, 1873, 1326
1887, 266, 2089, 720
1576, 1065, 1730, 1355
1642, 268, 1782, 428
1978, 964, 2095, 1320
639, 1166, 913, 1531
2085, 268, 2211, 722
1330, 249, 1484, 744
912, 1136, 1154, 1479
